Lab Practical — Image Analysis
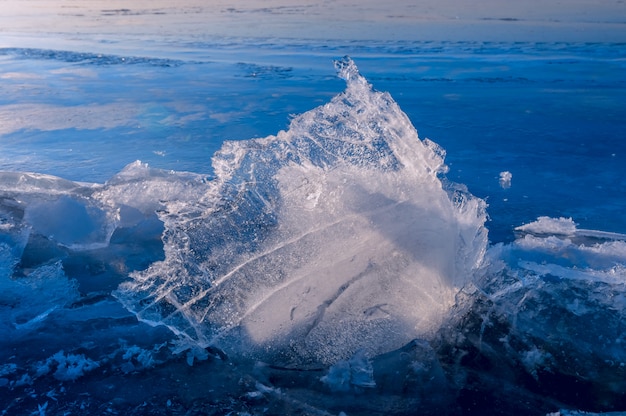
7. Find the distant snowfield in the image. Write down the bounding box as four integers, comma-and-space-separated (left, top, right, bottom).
1, 0, 625, 45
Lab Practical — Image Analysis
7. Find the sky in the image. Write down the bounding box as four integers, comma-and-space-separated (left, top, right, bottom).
1, 0, 625, 46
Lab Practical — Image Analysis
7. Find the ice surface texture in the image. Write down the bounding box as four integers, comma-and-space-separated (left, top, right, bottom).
115, 57, 488, 364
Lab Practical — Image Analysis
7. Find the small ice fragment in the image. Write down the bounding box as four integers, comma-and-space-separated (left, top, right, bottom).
16, 373, 33, 386
321, 360, 351, 392
185, 346, 209, 366
499, 171, 512, 189
37, 351, 99, 381
516, 216, 577, 236
0, 363, 17, 377
321, 350, 375, 392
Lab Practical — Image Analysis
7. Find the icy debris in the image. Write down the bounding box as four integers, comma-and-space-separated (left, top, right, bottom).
516, 216, 577, 236
16, 373, 33, 386
35, 350, 99, 381
110, 341, 169, 373
0, 363, 34, 388
1, 259, 80, 333
499, 171, 512, 189
500, 226, 626, 284
185, 346, 209, 366
321, 350, 375, 392
0, 363, 17, 377
243, 390, 264, 401
120, 346, 154, 373
334, 55, 366, 86
242, 380, 277, 403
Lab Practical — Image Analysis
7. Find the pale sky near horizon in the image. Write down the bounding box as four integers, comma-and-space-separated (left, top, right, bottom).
1, 0, 625, 46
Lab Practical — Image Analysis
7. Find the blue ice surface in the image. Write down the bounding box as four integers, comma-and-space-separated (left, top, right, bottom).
1, 40, 624, 243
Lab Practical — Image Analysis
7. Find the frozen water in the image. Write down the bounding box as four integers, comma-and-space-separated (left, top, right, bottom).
115, 57, 488, 365
0, 32, 625, 414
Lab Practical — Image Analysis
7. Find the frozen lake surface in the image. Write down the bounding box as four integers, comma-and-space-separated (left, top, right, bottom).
1, 3, 626, 415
